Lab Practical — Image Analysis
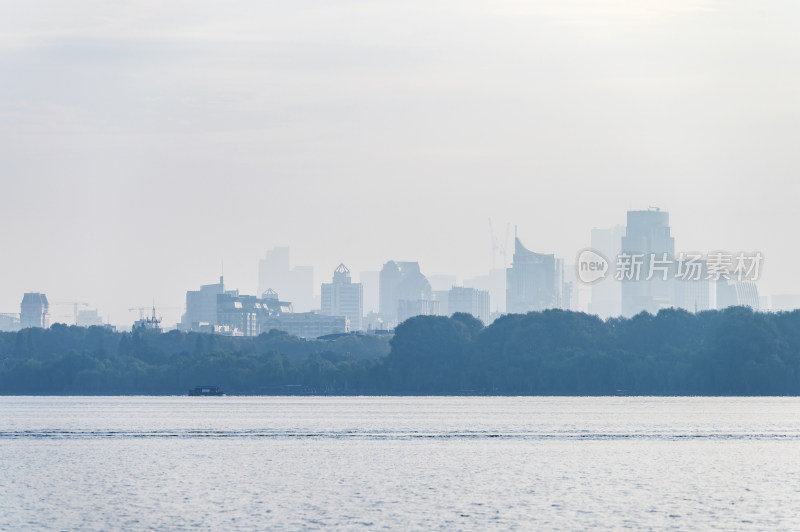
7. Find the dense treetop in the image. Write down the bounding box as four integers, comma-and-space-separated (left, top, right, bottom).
2, 307, 799, 395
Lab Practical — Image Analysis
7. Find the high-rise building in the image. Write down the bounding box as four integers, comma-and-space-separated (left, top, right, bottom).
447, 286, 490, 324
180, 276, 226, 331
379, 261, 433, 325
464, 268, 506, 313
258, 247, 314, 312
674, 260, 714, 312
588, 226, 625, 317
717, 279, 759, 310
620, 208, 675, 317
506, 237, 565, 313
20, 293, 49, 329
321, 263, 363, 331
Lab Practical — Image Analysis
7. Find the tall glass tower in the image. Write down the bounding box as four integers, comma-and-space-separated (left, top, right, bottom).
620, 208, 675, 317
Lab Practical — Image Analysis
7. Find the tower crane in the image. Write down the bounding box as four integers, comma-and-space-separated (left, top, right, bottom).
488, 218, 511, 269
52, 302, 89, 325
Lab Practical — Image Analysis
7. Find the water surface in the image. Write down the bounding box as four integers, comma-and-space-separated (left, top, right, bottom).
2, 397, 799, 529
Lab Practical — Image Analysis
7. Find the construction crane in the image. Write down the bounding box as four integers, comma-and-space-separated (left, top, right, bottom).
488, 218, 511, 270
52, 302, 89, 325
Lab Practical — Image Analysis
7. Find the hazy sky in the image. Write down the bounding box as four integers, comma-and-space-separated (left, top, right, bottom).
2, 0, 799, 326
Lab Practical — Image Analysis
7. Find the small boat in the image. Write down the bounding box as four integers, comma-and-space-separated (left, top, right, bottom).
188, 385, 224, 396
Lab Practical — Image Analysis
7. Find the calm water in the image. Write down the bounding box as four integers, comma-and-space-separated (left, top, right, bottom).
2, 397, 800, 530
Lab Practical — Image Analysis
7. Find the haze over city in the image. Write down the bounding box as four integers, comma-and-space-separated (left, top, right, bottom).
2, 1, 798, 327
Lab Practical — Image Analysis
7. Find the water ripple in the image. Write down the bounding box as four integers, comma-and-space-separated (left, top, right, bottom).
2, 429, 799, 440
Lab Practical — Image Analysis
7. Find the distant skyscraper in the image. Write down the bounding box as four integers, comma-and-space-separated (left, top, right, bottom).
20, 293, 49, 329
432, 290, 450, 316
506, 236, 565, 313
674, 260, 713, 312
321, 263, 363, 331
379, 261, 433, 326
180, 276, 226, 331
258, 247, 314, 312
620, 208, 675, 317
588, 226, 625, 318
464, 268, 506, 313
717, 279, 759, 310
448, 286, 490, 324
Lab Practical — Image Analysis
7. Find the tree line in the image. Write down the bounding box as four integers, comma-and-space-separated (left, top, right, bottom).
2, 306, 800, 395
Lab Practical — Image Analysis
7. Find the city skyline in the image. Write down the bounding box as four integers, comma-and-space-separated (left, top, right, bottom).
3, 1, 799, 326
0, 205, 783, 331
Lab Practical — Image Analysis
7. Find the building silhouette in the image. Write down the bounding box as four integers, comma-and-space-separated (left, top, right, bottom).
620, 208, 675, 316
258, 247, 314, 312
20, 293, 49, 329
588, 226, 625, 318
506, 236, 565, 313
447, 286, 490, 324
321, 263, 363, 331
463, 268, 506, 314
674, 259, 714, 312
379, 261, 434, 326
180, 276, 226, 331
717, 279, 759, 310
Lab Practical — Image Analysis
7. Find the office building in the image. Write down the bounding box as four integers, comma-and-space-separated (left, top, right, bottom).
260, 313, 348, 338
432, 290, 450, 316
321, 263, 363, 331
258, 247, 315, 312
397, 299, 440, 324
180, 276, 226, 331
216, 291, 292, 337
588, 226, 625, 317
20, 293, 49, 329
464, 268, 506, 313
506, 236, 566, 313
674, 259, 713, 312
620, 208, 675, 316
379, 261, 433, 326
717, 279, 760, 310
448, 286, 490, 324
